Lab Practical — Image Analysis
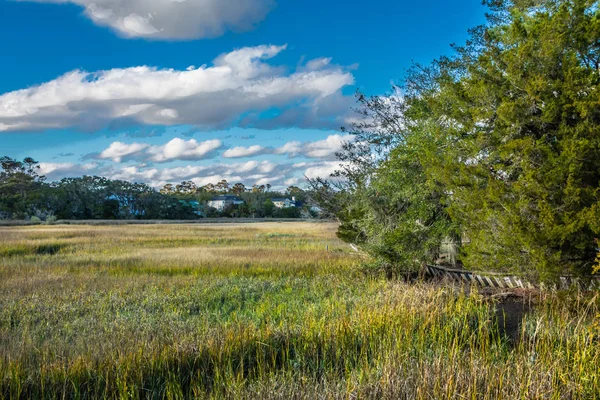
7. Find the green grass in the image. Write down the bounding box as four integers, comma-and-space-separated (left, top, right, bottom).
0, 222, 598, 399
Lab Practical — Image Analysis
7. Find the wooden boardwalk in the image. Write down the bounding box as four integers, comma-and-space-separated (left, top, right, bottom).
425, 264, 600, 290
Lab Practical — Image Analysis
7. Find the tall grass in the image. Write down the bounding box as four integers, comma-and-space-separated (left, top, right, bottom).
0, 223, 598, 398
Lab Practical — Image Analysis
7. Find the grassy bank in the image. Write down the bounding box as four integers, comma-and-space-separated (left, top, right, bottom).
0, 218, 334, 227
0, 223, 598, 399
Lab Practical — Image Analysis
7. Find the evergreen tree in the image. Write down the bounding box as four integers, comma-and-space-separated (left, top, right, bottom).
323, 0, 600, 280
386, 0, 599, 280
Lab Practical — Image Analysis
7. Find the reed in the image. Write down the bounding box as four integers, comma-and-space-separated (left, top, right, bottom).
0, 223, 598, 399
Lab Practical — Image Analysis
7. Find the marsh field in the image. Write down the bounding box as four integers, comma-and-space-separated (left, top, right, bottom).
0, 222, 599, 399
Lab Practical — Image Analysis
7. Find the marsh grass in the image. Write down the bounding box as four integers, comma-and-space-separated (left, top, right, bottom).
0, 223, 598, 399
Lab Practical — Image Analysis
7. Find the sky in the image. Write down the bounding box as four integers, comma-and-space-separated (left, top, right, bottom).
0, 0, 487, 189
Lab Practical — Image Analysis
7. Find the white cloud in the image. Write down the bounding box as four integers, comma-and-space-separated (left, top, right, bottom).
98, 141, 149, 162
39, 157, 346, 189
122, 13, 160, 35
26, 0, 274, 40
221, 134, 354, 160
108, 159, 283, 187
304, 57, 332, 71
303, 161, 344, 180
147, 138, 222, 162
301, 134, 352, 158
39, 162, 99, 179
96, 138, 223, 163
222, 145, 267, 158
275, 134, 353, 159
0, 45, 355, 132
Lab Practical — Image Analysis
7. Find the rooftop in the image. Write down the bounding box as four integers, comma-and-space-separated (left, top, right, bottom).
210, 195, 243, 201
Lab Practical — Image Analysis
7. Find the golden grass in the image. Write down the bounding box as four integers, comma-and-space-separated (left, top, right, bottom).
0, 222, 598, 399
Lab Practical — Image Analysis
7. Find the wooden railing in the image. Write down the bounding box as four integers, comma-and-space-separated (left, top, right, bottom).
425, 264, 600, 290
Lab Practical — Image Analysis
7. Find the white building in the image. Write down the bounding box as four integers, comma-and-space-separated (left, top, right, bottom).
207, 195, 244, 211
271, 197, 297, 209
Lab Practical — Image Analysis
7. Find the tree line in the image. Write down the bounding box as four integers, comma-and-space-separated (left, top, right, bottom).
314, 0, 600, 281
0, 156, 311, 221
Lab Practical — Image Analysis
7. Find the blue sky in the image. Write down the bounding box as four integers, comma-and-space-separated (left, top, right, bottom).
0, 0, 487, 188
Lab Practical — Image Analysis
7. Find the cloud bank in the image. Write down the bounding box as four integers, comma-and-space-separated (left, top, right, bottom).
105, 159, 343, 188
39, 158, 341, 188
0, 45, 355, 132
43, 137, 349, 188
24, 0, 275, 40
223, 134, 353, 159
93, 134, 353, 163
97, 138, 223, 163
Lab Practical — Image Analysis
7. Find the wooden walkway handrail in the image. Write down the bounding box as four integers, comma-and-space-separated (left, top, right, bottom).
425, 264, 600, 290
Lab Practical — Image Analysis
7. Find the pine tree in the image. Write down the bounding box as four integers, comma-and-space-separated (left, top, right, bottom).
412, 0, 600, 279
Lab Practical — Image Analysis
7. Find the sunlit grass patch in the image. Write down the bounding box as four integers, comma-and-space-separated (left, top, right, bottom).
0, 222, 598, 398
0, 242, 67, 257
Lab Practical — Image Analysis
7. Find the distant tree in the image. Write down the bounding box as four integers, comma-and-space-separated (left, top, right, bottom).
318, 0, 600, 280
107, 180, 153, 218
237, 202, 251, 217
231, 183, 246, 195
273, 206, 301, 218
0, 156, 46, 219
52, 176, 112, 219
160, 184, 175, 195
286, 186, 303, 196
263, 199, 275, 217
203, 183, 217, 193
252, 184, 266, 193
408, 0, 600, 279
221, 203, 236, 218
176, 180, 197, 194
215, 180, 230, 193
101, 199, 120, 219
205, 206, 219, 218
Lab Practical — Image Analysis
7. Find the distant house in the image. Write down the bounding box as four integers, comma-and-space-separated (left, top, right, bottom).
271, 197, 297, 209
302, 204, 324, 219
180, 200, 203, 216
105, 194, 144, 217
207, 195, 244, 211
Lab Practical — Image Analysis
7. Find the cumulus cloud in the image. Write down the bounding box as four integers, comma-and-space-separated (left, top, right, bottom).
148, 138, 222, 162
302, 161, 344, 180
96, 137, 223, 163
220, 134, 353, 159
94, 133, 353, 164
0, 45, 355, 133
304, 57, 332, 71
222, 145, 268, 158
241, 92, 356, 130
109, 159, 284, 187
39, 162, 100, 179
98, 141, 149, 162
25, 0, 274, 40
276, 134, 353, 159
38, 157, 346, 189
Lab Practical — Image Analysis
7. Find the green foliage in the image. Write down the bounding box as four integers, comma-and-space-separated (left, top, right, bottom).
318, 92, 457, 272
407, 0, 600, 279
273, 206, 301, 218
324, 0, 600, 280
263, 199, 275, 217
0, 157, 46, 219
0, 162, 312, 221
0, 224, 599, 398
